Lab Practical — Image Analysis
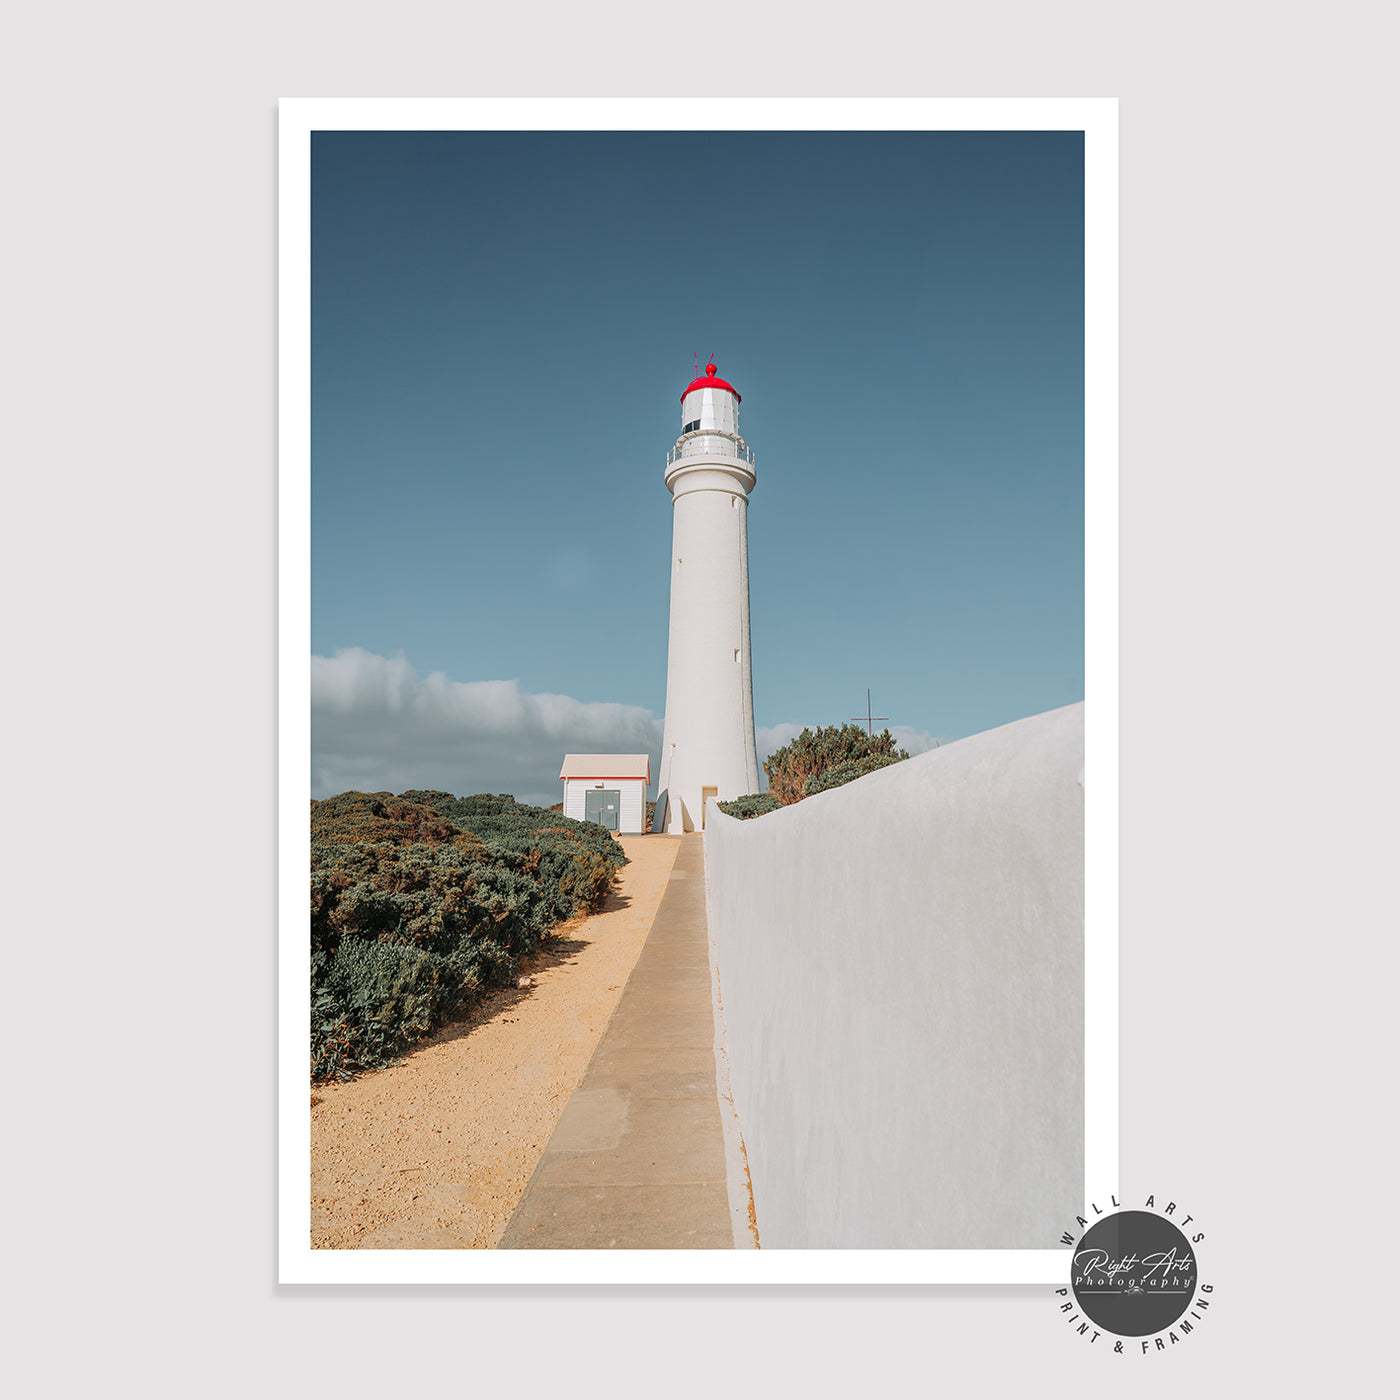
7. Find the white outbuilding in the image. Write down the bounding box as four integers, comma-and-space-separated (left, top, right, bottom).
558, 754, 651, 834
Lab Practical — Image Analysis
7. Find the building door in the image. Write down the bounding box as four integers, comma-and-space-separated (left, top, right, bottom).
585, 788, 621, 831
701, 786, 718, 828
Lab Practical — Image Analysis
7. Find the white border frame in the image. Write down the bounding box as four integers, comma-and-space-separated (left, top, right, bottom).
279, 97, 1117, 1284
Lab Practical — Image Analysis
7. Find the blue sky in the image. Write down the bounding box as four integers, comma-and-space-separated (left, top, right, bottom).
311, 131, 1084, 804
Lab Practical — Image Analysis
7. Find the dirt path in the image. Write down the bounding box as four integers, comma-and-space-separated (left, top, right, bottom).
310, 832, 683, 1249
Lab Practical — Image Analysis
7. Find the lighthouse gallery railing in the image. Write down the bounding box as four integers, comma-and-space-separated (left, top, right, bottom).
666, 436, 757, 468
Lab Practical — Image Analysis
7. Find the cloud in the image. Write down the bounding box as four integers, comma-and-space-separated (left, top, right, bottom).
311, 648, 662, 806
889, 726, 945, 757
310, 648, 947, 806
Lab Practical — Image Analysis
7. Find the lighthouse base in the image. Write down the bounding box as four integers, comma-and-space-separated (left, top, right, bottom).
657, 779, 739, 834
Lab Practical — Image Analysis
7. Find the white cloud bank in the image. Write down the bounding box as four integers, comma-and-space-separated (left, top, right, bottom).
311, 649, 662, 806
311, 648, 947, 807
888, 726, 946, 758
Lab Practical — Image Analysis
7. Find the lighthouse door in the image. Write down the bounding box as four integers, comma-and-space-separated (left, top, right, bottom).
585, 789, 621, 831
701, 786, 719, 828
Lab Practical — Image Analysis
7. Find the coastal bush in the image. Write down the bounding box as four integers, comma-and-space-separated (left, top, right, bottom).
403, 790, 624, 917
764, 724, 910, 805
310, 788, 628, 1082
803, 752, 907, 796
311, 840, 550, 960
310, 790, 470, 848
716, 793, 782, 820
311, 941, 462, 1081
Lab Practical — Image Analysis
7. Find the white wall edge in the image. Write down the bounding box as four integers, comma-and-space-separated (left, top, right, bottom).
702, 828, 760, 1249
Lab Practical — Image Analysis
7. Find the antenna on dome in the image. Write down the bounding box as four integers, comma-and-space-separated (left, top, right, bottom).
694, 351, 700, 376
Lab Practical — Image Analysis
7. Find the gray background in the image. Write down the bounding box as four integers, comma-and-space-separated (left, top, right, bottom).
7, 2, 1389, 1394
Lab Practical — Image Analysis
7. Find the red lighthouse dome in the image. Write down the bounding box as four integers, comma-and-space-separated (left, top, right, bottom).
681, 361, 741, 402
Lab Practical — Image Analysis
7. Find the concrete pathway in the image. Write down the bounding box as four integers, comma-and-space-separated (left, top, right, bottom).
500, 834, 740, 1249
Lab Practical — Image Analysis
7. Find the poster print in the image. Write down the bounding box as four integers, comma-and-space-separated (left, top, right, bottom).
279, 99, 1117, 1284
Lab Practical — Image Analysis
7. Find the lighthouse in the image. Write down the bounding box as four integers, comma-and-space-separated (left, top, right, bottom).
656, 361, 761, 833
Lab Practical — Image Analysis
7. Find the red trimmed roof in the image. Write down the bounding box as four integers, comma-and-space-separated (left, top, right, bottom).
681, 361, 741, 403
559, 753, 651, 782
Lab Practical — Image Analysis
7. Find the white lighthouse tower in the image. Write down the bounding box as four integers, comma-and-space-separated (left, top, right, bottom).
656, 361, 761, 833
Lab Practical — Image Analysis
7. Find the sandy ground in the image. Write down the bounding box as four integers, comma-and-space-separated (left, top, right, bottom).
310, 832, 682, 1249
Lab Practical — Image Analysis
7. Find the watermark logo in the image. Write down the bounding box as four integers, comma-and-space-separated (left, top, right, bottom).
1055, 1196, 1213, 1351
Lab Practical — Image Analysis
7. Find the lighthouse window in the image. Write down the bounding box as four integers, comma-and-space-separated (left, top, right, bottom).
683, 419, 700, 433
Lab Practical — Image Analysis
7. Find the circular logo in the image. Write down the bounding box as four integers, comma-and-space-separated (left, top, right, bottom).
1072, 1210, 1199, 1337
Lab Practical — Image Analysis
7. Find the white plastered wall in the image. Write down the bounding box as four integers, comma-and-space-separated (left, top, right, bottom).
704, 703, 1085, 1248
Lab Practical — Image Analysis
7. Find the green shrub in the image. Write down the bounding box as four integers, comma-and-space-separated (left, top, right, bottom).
764, 724, 910, 805
310, 790, 473, 848
310, 788, 628, 1083
803, 752, 907, 796
404, 790, 623, 918
311, 939, 480, 1082
311, 840, 550, 960
716, 793, 782, 820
